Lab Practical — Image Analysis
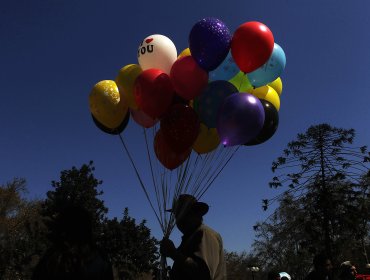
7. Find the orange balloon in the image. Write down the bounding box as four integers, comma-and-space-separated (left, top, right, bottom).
193, 123, 220, 154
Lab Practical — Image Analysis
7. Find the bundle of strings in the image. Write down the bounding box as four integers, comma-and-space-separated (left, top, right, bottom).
118, 124, 238, 237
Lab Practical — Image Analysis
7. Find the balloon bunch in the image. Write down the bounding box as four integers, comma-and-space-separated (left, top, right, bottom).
89, 17, 286, 170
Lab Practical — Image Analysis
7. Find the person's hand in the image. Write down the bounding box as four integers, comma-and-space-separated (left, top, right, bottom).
160, 237, 177, 259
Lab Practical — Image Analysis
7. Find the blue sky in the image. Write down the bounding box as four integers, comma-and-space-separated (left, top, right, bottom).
1, 0, 370, 253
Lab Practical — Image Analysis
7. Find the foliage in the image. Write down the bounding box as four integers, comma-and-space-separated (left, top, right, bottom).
252, 124, 370, 279
225, 250, 260, 279
100, 208, 159, 280
41, 161, 159, 279
0, 178, 46, 279
42, 161, 108, 242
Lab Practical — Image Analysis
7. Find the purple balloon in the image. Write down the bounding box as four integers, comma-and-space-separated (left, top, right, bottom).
217, 93, 265, 146
189, 18, 231, 71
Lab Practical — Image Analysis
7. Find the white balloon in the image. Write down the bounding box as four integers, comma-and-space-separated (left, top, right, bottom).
137, 34, 177, 75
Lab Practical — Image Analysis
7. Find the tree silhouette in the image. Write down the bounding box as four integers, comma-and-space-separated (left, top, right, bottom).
263, 123, 370, 261
101, 208, 159, 280
41, 161, 159, 279
42, 161, 108, 243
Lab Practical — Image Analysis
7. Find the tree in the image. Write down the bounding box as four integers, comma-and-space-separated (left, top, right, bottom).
254, 124, 370, 276
0, 178, 46, 279
41, 161, 159, 279
100, 208, 159, 280
253, 194, 317, 280
42, 161, 108, 242
225, 251, 260, 280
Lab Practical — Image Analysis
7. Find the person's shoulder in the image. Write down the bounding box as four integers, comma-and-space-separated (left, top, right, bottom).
200, 224, 223, 242
304, 270, 317, 280
201, 224, 220, 235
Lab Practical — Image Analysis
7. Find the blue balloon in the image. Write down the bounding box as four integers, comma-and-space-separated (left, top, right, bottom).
189, 18, 231, 71
209, 52, 239, 81
247, 43, 286, 87
217, 93, 265, 146
196, 80, 238, 128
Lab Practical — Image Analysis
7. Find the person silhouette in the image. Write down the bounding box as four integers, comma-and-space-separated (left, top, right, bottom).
339, 261, 357, 280
304, 252, 333, 280
32, 205, 113, 280
160, 194, 226, 280
267, 270, 281, 280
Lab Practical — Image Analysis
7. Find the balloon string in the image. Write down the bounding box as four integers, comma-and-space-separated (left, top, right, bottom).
118, 134, 164, 232
143, 128, 164, 227
238, 74, 244, 92
198, 145, 239, 199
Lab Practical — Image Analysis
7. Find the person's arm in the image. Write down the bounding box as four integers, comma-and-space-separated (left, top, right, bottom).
160, 238, 211, 280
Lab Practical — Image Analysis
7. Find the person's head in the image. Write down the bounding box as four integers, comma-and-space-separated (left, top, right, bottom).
167, 194, 209, 234
267, 271, 281, 280
312, 252, 333, 276
339, 261, 357, 280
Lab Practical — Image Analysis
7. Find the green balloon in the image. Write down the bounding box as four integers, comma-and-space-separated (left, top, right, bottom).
228, 72, 252, 92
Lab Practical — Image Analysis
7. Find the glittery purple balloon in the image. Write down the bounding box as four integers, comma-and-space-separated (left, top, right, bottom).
217, 93, 265, 147
189, 18, 231, 71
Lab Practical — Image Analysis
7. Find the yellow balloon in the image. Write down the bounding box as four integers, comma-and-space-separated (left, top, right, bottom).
268, 77, 283, 96
248, 85, 280, 111
89, 80, 129, 129
115, 64, 142, 110
178, 48, 191, 59
229, 72, 253, 92
193, 123, 220, 154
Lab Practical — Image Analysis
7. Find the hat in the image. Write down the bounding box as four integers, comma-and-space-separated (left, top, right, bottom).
279, 272, 291, 280
166, 194, 209, 217
340, 261, 354, 273
340, 261, 352, 267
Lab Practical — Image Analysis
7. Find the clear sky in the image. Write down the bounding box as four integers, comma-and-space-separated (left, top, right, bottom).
1, 0, 370, 253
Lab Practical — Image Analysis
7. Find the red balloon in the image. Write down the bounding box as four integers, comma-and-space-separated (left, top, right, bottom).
170, 56, 208, 100
231, 21, 274, 73
154, 129, 192, 170
160, 103, 200, 152
134, 69, 174, 119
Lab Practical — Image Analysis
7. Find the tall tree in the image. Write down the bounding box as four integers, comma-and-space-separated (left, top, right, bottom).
253, 193, 321, 280
256, 124, 370, 276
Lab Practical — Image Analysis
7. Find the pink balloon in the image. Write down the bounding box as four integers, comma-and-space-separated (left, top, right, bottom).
130, 108, 158, 128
